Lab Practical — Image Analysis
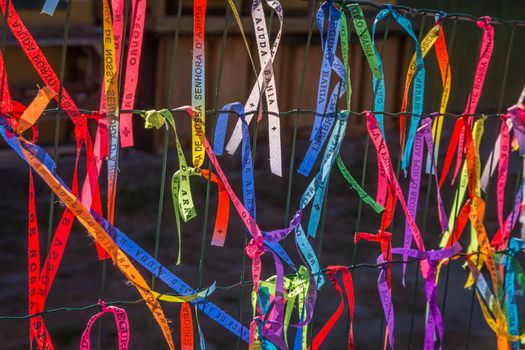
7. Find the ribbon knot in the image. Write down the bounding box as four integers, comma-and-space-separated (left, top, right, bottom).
98, 299, 107, 312
476, 16, 491, 29
435, 10, 447, 23
246, 239, 265, 260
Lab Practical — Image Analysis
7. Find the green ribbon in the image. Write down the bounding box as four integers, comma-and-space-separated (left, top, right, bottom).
251, 266, 311, 350
340, 11, 351, 110
336, 154, 385, 214
335, 5, 384, 217
346, 3, 382, 79
140, 109, 196, 264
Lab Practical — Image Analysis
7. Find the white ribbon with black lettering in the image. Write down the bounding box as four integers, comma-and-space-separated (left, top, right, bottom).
225, 0, 283, 177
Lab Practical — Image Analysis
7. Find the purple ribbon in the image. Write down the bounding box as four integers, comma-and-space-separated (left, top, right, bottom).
377, 243, 462, 350
403, 117, 449, 284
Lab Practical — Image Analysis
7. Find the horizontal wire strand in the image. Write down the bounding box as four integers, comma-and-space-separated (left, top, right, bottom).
36, 108, 513, 119
0, 248, 522, 321
340, 0, 525, 27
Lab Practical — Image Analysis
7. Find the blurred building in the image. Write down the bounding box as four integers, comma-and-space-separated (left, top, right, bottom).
2, 0, 524, 149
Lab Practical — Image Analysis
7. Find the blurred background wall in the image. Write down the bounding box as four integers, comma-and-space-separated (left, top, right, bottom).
3, 0, 524, 149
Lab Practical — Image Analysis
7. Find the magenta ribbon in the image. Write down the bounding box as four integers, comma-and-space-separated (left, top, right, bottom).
80, 300, 130, 350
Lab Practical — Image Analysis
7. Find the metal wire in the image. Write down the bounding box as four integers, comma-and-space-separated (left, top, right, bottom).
38, 107, 513, 120
0, 248, 520, 322
338, 0, 525, 27
2, 0, 525, 349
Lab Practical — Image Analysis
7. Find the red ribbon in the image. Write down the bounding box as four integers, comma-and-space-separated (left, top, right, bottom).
310, 266, 354, 350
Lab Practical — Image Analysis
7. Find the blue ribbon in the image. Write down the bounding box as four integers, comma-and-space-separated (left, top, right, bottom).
299, 2, 346, 177
310, 2, 341, 140
502, 237, 523, 349
41, 0, 60, 16
371, 5, 425, 173
293, 114, 351, 290
0, 117, 251, 343
290, 108, 341, 289
214, 102, 297, 272
307, 111, 349, 237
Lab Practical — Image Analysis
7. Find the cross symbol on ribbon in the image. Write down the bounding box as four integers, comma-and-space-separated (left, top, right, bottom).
122, 126, 131, 138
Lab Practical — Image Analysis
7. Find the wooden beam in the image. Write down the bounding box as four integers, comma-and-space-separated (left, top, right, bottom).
148, 15, 317, 35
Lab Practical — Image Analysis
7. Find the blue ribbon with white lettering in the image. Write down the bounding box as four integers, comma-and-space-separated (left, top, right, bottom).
310, 1, 341, 140
214, 102, 256, 216
371, 5, 425, 169
214, 102, 297, 272
502, 237, 523, 349
0, 116, 251, 343
307, 111, 349, 237
293, 118, 351, 289
298, 2, 346, 177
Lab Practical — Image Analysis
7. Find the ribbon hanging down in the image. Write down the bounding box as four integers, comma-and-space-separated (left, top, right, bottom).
370, 4, 425, 144
294, 112, 352, 288
309, 1, 342, 141
16, 86, 76, 350
441, 16, 494, 185
396, 16, 451, 174
355, 231, 393, 348
102, 0, 121, 230
439, 117, 485, 251
310, 266, 355, 350
213, 102, 296, 270
402, 116, 449, 283
139, 108, 197, 264
180, 302, 195, 350
298, 1, 346, 177
171, 167, 229, 262
305, 111, 349, 237
27, 170, 55, 350
86, 0, 147, 259
120, 0, 147, 147
226, 0, 284, 177
336, 3, 385, 213
371, 5, 426, 172
382, 243, 462, 350
501, 238, 524, 349
191, 0, 207, 169
365, 111, 431, 278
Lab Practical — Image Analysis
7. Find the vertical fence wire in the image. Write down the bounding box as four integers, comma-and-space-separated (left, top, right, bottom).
283, 0, 319, 227
46, 0, 72, 252
144, 1, 183, 349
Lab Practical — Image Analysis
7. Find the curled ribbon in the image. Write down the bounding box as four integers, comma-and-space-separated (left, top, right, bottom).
80, 300, 130, 350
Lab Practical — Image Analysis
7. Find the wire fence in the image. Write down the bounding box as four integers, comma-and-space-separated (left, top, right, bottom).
0, 0, 524, 349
